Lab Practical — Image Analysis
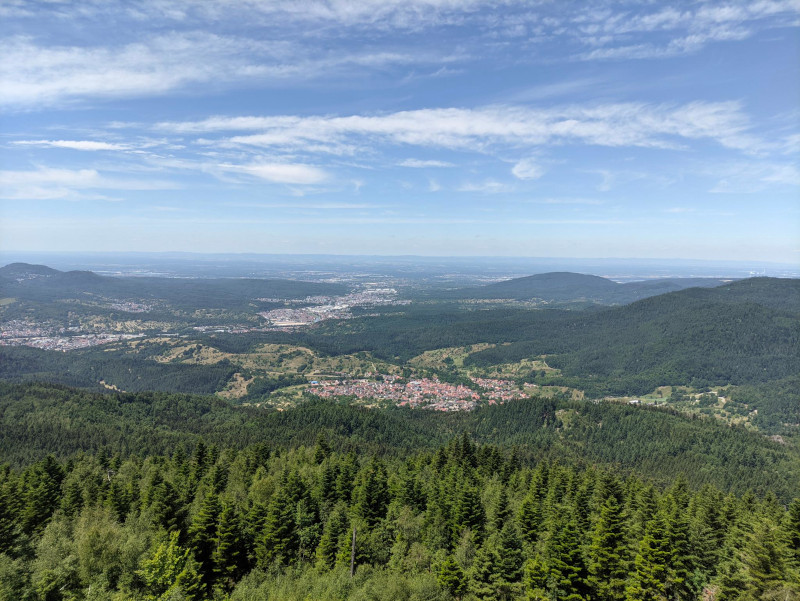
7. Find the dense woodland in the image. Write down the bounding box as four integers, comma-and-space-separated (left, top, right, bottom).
2, 383, 799, 501
1, 433, 798, 601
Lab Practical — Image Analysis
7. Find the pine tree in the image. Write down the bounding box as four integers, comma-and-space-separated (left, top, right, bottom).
626, 510, 670, 601
335, 452, 358, 503
189, 492, 222, 589
665, 502, 698, 600
257, 476, 301, 567
61, 479, 84, 518
518, 463, 549, 547
495, 522, 524, 584
139, 531, 203, 601
318, 461, 339, 506
739, 519, 791, 600
524, 555, 549, 601
353, 458, 389, 527
105, 480, 130, 522
491, 486, 510, 533
470, 524, 524, 601
144, 473, 181, 532
21, 455, 64, 536
453, 481, 485, 545
691, 487, 725, 575
213, 503, 245, 590
174, 554, 204, 601
587, 493, 629, 601
0, 470, 21, 555
313, 433, 331, 465
438, 555, 467, 600
785, 499, 800, 568
316, 502, 348, 570
546, 510, 587, 601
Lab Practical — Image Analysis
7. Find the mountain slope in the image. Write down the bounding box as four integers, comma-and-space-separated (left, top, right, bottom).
437, 270, 729, 304
0, 262, 349, 309
465, 277, 800, 395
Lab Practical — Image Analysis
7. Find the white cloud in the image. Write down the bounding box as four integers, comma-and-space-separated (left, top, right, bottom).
0, 33, 429, 108
219, 162, 328, 184
574, 0, 800, 60
458, 180, 510, 193
2, 0, 797, 111
707, 162, 800, 193
398, 158, 455, 168
12, 140, 128, 151
530, 198, 603, 205
0, 166, 178, 199
511, 158, 545, 180
167, 101, 760, 155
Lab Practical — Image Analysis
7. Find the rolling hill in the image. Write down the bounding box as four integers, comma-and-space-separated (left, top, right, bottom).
437, 271, 729, 304
0, 262, 349, 310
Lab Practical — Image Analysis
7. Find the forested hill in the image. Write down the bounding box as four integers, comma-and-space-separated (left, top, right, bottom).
465, 277, 800, 394
1, 383, 798, 600
0, 262, 348, 308
435, 271, 729, 304
2, 382, 799, 501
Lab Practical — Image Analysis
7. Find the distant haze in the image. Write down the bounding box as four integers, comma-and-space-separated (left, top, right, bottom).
1, 252, 796, 284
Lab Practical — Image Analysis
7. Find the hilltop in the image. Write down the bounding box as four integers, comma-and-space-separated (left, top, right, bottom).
0, 262, 349, 310
438, 270, 729, 305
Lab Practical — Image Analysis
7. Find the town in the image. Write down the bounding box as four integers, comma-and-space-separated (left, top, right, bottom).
308, 375, 530, 411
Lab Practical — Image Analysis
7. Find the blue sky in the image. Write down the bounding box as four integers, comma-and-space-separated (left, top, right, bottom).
1, 0, 798, 262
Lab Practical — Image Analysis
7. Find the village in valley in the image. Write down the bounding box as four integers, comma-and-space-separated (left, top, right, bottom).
308, 374, 529, 411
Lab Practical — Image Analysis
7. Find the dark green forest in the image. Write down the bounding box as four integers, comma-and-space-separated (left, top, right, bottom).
2, 382, 799, 501
1, 426, 798, 601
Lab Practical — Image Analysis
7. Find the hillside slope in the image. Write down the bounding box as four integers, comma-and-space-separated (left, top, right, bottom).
438, 270, 729, 304
0, 262, 348, 309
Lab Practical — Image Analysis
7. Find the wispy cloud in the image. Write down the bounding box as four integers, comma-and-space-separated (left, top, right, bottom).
218, 162, 328, 184
0, 166, 178, 200
12, 140, 129, 151
707, 162, 800, 193
398, 158, 455, 168
0, 33, 429, 108
573, 0, 800, 60
511, 158, 545, 180
3, 0, 798, 111
164, 101, 762, 154
458, 180, 511, 194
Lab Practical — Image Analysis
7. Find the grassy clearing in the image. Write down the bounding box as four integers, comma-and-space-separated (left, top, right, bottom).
217, 372, 254, 399
409, 344, 495, 369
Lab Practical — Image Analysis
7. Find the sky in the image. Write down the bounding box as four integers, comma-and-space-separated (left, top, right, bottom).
1, 0, 798, 262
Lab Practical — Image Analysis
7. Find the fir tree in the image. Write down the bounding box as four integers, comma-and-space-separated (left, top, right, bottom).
213, 503, 245, 590
256, 475, 302, 567
626, 510, 670, 601
587, 493, 629, 601
438, 555, 467, 600
139, 531, 203, 601
453, 481, 486, 544
313, 433, 331, 465
545, 510, 587, 601
189, 492, 222, 589
316, 502, 349, 570
491, 486, 510, 533
353, 458, 389, 527
785, 499, 800, 567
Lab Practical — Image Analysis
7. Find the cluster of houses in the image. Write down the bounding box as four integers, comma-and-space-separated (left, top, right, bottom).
308, 374, 535, 411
